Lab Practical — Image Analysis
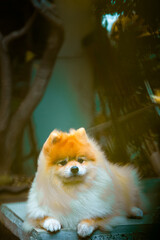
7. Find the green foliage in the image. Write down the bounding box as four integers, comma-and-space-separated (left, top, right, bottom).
89, 0, 160, 177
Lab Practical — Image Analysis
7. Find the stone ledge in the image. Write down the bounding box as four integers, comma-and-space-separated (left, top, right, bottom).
0, 202, 160, 240
0, 178, 160, 240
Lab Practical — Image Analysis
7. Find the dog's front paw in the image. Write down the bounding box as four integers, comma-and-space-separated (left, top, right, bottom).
130, 207, 143, 219
77, 222, 95, 238
43, 218, 61, 232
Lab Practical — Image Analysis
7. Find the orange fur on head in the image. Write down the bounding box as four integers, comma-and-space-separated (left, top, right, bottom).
43, 128, 96, 169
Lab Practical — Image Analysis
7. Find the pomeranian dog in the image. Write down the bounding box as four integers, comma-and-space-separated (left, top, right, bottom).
24, 128, 146, 237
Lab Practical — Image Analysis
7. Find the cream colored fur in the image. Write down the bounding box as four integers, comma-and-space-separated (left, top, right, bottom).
24, 132, 145, 237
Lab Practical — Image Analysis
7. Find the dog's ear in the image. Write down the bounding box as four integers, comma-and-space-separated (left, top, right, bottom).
50, 131, 61, 144
76, 128, 88, 140
43, 130, 61, 155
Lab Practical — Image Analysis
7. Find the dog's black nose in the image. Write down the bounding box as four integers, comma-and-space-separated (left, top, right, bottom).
71, 166, 79, 174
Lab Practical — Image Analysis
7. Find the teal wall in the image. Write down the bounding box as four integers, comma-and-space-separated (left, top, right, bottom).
23, 58, 93, 175
32, 58, 93, 150
22, 0, 95, 175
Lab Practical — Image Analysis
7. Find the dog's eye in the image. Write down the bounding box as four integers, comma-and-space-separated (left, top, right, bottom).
78, 157, 85, 164
58, 159, 67, 166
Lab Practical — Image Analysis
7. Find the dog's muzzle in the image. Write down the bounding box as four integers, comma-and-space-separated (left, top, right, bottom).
70, 166, 79, 175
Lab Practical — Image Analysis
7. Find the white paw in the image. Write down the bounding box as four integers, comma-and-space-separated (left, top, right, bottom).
43, 218, 61, 232
130, 207, 143, 219
77, 222, 95, 238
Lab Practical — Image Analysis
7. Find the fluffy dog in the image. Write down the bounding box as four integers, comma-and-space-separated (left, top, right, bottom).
24, 128, 146, 237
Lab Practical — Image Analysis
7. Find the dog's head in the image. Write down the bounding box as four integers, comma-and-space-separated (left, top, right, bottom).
42, 128, 98, 184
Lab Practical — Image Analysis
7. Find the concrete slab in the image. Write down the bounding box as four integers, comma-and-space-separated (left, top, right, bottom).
0, 201, 159, 240
0, 178, 160, 239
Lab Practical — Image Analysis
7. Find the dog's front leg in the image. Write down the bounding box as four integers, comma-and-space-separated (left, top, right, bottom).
39, 216, 61, 232
77, 218, 100, 238
27, 216, 61, 232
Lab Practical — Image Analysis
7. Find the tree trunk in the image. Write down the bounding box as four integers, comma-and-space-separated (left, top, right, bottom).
0, 35, 12, 134
0, 1, 64, 173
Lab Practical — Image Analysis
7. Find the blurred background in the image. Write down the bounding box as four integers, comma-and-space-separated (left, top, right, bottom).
0, 0, 160, 202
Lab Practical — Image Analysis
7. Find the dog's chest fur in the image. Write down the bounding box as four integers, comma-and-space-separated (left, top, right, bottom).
47, 171, 114, 229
